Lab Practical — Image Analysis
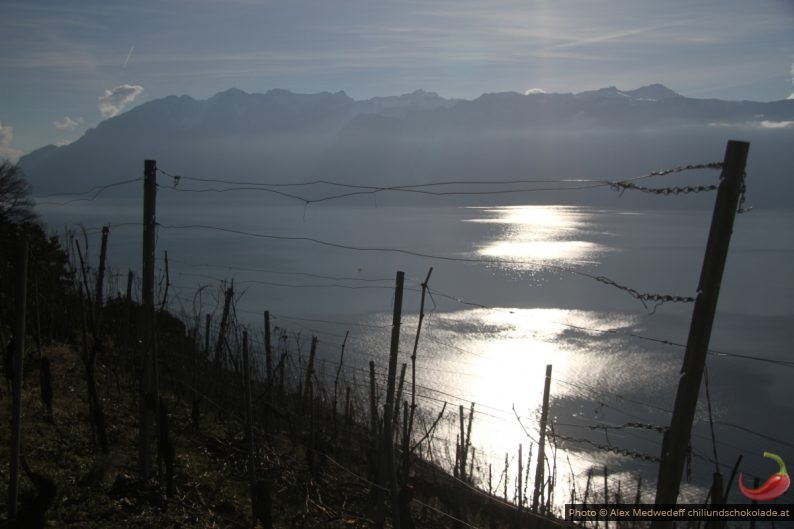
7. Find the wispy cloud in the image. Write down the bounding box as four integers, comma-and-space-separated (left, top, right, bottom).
0, 121, 23, 162
123, 45, 135, 69
760, 120, 794, 129
98, 84, 144, 118
53, 116, 84, 130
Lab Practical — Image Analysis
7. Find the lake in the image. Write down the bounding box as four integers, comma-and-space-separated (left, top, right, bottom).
35, 192, 794, 512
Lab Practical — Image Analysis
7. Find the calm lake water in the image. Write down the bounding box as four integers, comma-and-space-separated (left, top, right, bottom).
36, 196, 794, 512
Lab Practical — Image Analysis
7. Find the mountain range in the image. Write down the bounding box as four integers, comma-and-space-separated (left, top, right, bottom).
19, 84, 794, 207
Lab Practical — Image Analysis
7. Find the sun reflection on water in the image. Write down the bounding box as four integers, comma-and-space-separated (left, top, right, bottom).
415, 306, 662, 509
466, 205, 607, 266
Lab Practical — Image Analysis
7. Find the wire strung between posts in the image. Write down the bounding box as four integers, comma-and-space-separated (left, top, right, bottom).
593, 275, 695, 310
610, 163, 754, 215
548, 432, 661, 463
272, 313, 393, 330
608, 162, 723, 196
34, 162, 725, 208
158, 162, 723, 190
156, 162, 724, 205
158, 287, 792, 476
159, 256, 395, 283
35, 177, 142, 205
152, 252, 794, 372
608, 162, 724, 206
174, 270, 412, 292
610, 182, 718, 196
588, 421, 667, 434
156, 223, 697, 308
626, 162, 723, 177
737, 172, 752, 214
421, 291, 794, 370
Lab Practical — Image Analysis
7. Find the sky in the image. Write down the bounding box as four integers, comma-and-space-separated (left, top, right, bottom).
1, 0, 793, 160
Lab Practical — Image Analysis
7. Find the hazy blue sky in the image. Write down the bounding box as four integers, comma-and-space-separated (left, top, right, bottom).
1, 0, 792, 159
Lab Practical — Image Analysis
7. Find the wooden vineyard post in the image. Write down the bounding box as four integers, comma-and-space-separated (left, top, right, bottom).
213, 285, 234, 411
457, 402, 474, 483
464, 402, 474, 482
8, 240, 28, 520
214, 286, 234, 370
302, 336, 317, 406
122, 270, 134, 379
204, 314, 211, 359
264, 310, 272, 431
191, 325, 200, 428
33, 276, 42, 360
139, 159, 159, 481
375, 271, 405, 528
532, 364, 553, 513
333, 330, 349, 441
504, 453, 509, 503
393, 363, 406, 434
369, 360, 379, 479
652, 141, 749, 528
344, 386, 352, 444
408, 267, 433, 468
264, 311, 273, 382
95, 225, 109, 322
242, 330, 259, 527
518, 443, 523, 512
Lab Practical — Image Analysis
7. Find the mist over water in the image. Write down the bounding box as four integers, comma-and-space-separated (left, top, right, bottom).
35, 198, 794, 510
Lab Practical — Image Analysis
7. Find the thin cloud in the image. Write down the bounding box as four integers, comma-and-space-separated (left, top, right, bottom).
0, 120, 23, 162
53, 116, 84, 130
123, 45, 135, 69
546, 22, 684, 52
760, 120, 794, 129
98, 84, 144, 118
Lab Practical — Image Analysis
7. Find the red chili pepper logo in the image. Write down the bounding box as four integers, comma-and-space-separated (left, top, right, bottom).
738, 452, 790, 502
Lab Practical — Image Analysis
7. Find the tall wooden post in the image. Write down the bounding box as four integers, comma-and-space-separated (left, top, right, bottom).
408, 268, 433, 449
518, 443, 524, 511
303, 336, 318, 405
214, 287, 234, 368
95, 226, 109, 317
532, 364, 553, 512
369, 360, 378, 449
376, 271, 404, 528
123, 270, 134, 376
263, 311, 273, 431
191, 325, 200, 428
8, 241, 28, 520
383, 271, 405, 450
242, 331, 256, 474
264, 311, 272, 383
652, 141, 749, 527
139, 159, 158, 481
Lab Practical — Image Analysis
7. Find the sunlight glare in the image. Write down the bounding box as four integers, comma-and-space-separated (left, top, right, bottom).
468, 205, 606, 265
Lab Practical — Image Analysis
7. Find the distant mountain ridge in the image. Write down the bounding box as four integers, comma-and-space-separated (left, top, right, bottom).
19, 84, 794, 207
